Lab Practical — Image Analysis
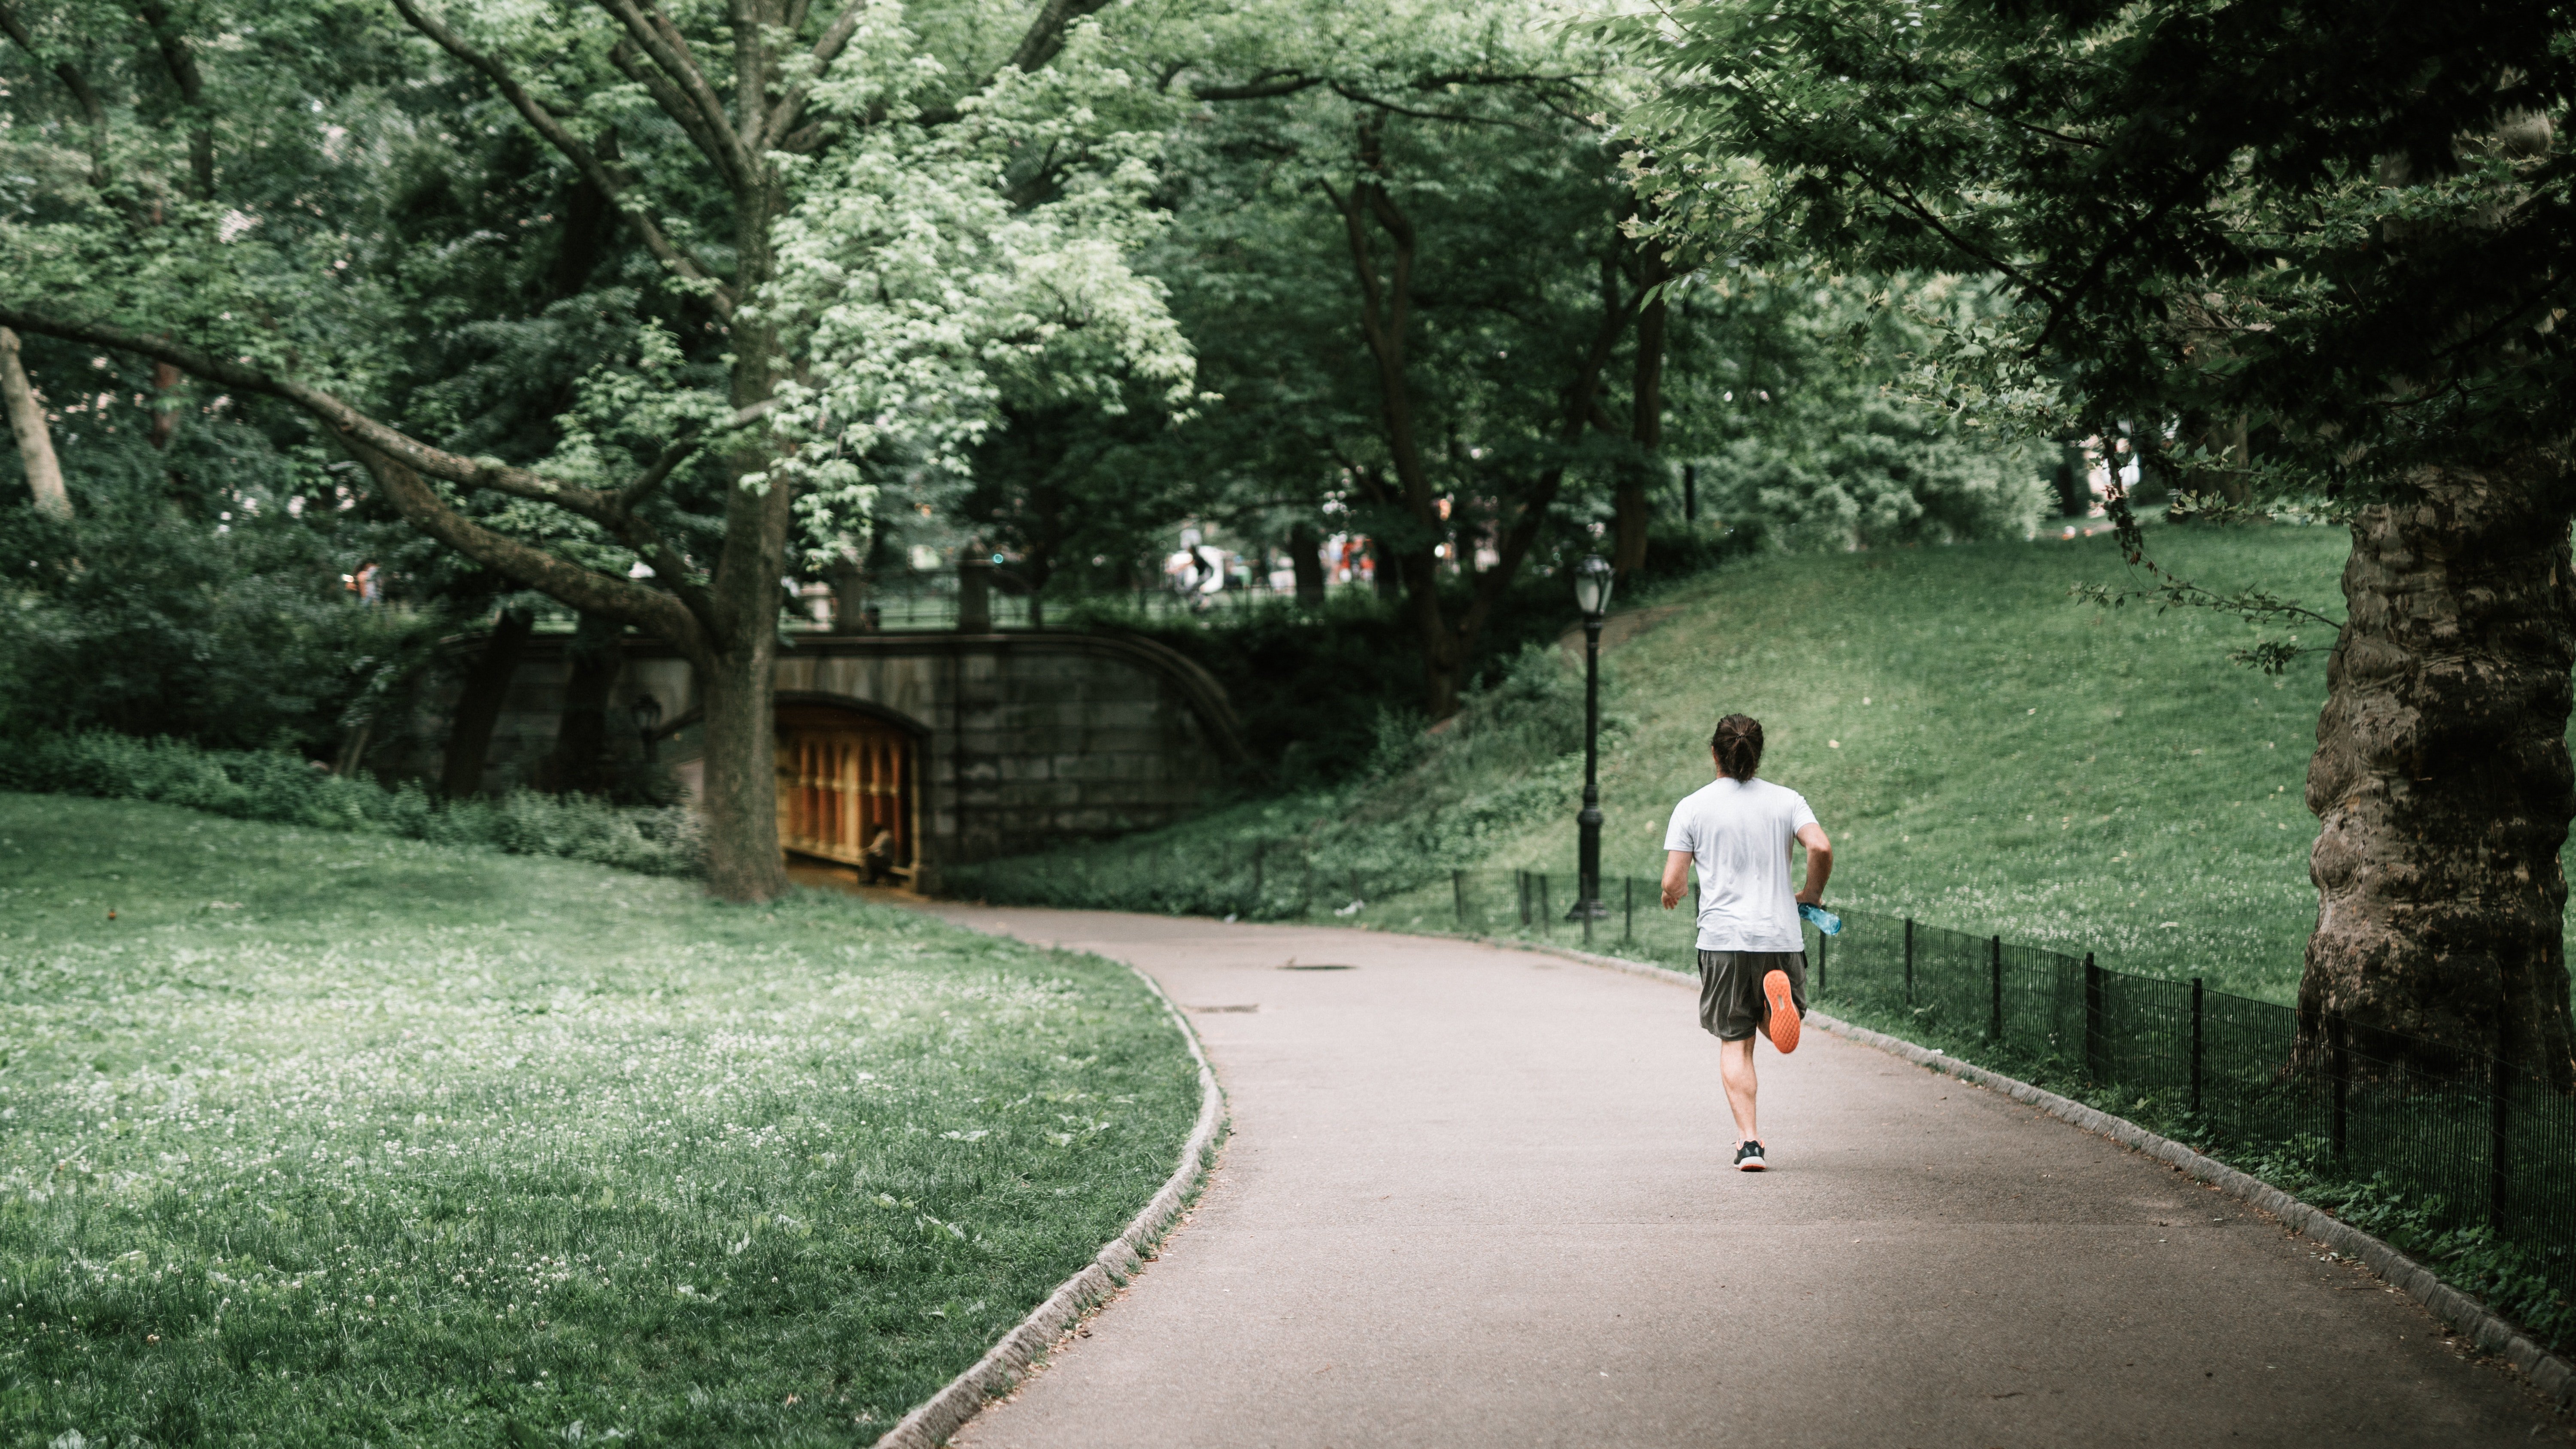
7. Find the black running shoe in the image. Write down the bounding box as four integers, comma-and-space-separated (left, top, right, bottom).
1734, 1140, 1767, 1172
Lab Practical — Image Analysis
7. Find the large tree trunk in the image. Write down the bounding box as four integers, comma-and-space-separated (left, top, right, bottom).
1612, 276, 1667, 575
697, 632, 786, 902
0, 328, 70, 521
2302, 460, 2576, 1088
1397, 544, 1461, 720
699, 280, 793, 902
1289, 521, 1326, 606
1370, 537, 1405, 599
538, 611, 623, 796
442, 607, 536, 798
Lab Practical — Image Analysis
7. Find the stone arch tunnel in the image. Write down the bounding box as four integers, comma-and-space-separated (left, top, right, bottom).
384, 626, 1246, 889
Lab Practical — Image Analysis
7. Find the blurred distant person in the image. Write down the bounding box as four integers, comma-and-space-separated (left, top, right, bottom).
1660, 713, 1832, 1172
863, 825, 899, 885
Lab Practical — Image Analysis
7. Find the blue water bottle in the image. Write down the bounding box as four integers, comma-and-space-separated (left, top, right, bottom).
1798, 902, 1842, 936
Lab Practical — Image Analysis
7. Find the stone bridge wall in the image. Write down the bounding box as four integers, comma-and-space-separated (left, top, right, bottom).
380, 630, 1243, 882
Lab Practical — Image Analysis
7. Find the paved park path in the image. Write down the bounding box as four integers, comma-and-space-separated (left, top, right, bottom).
911, 904, 2564, 1447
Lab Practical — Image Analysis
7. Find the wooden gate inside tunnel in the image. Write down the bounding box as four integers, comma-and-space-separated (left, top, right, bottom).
775, 702, 917, 881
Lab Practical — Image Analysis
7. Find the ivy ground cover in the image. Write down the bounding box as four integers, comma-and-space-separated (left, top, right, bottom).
0, 794, 1200, 1447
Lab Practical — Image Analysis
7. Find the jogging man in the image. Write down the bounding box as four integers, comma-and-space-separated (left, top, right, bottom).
1659, 713, 1832, 1172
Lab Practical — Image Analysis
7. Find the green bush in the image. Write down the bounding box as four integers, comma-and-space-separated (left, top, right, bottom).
0, 419, 448, 754
0, 731, 702, 875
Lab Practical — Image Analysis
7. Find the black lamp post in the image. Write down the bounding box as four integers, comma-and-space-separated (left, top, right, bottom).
1570, 554, 1613, 924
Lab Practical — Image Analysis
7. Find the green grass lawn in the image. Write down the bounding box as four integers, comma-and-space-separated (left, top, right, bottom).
0, 795, 1200, 1447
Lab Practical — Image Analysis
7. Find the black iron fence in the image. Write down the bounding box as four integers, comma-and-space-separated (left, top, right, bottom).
941, 852, 2576, 1330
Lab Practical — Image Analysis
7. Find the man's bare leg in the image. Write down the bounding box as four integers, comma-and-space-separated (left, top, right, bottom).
1719, 1036, 1759, 1143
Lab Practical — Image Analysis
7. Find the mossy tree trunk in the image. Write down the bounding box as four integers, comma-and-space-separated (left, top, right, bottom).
2302, 462, 2576, 1088
0, 328, 69, 522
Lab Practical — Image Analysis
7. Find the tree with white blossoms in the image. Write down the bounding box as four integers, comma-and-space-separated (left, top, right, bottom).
0, 0, 1194, 901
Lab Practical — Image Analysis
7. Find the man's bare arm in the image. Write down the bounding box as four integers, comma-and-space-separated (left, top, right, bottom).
1794, 822, 1833, 905
1660, 849, 1693, 909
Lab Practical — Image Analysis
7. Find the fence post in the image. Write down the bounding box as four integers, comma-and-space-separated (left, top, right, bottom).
1537, 875, 1551, 932
2328, 1013, 2349, 1160
1623, 877, 1634, 944
1252, 844, 1264, 913
1349, 870, 1360, 911
1518, 872, 1530, 928
1453, 869, 1465, 928
2189, 977, 2204, 1115
1301, 858, 1313, 916
1903, 918, 1916, 1006
1815, 919, 1826, 996
2491, 1048, 2511, 1229
2082, 952, 2104, 1084
1988, 935, 2003, 1042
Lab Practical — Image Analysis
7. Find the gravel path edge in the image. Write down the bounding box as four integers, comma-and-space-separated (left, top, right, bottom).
872, 958, 1226, 1449
1531, 939, 2576, 1409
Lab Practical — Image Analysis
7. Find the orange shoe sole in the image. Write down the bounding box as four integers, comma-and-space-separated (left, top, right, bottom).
1762, 969, 1800, 1054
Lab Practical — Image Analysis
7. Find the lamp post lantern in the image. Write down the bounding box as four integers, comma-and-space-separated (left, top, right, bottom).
1570, 554, 1613, 923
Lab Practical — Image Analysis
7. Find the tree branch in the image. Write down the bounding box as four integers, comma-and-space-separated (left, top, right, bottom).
132, 0, 213, 198
0, 304, 601, 522
0, 1, 109, 176
756, 0, 870, 152
1328, 81, 1531, 130
592, 0, 759, 188
0, 301, 734, 645
609, 37, 730, 172
1004, 0, 1109, 76
340, 437, 709, 656
391, 0, 738, 317
732, 0, 765, 144
1854, 172, 2057, 307
1189, 72, 1325, 102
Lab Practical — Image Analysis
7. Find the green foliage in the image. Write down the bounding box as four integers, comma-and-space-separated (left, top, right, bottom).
0, 793, 1200, 1444
0, 433, 442, 752
0, 732, 702, 876
1701, 392, 2050, 550
1679, 275, 2055, 549
961, 3, 1683, 668
1620, 0, 2576, 508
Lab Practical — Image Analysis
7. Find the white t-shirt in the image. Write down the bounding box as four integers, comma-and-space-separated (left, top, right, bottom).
1663, 776, 1819, 953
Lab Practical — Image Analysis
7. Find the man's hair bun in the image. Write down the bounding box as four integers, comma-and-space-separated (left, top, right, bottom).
1710, 714, 1763, 781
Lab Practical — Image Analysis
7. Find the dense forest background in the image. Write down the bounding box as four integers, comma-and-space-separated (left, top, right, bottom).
0, 0, 2063, 778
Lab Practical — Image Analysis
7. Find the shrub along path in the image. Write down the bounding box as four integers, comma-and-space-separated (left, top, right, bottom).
915, 904, 2562, 1448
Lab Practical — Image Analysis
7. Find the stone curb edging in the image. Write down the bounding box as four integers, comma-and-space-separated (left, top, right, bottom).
1529, 939, 2576, 1410
872, 960, 1227, 1449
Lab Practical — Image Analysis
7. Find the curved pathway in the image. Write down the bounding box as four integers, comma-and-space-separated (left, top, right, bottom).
914, 905, 2562, 1448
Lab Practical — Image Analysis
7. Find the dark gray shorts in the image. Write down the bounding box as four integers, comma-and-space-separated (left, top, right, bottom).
1697, 949, 1808, 1042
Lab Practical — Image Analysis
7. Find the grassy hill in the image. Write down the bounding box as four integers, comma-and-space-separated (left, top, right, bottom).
1487, 521, 2350, 1001
965, 521, 2482, 1005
